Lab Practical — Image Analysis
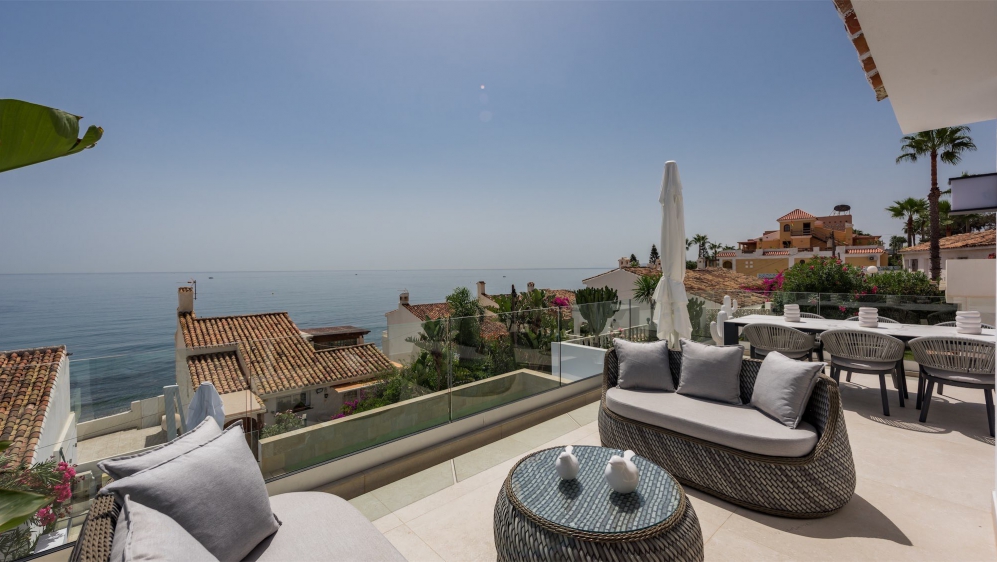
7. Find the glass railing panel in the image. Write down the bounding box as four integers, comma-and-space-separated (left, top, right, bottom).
816, 292, 958, 324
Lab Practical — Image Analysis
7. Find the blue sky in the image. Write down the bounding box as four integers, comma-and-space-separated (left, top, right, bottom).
1, 1, 994, 274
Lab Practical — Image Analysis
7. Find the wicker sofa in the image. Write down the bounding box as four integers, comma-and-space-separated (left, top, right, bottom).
599, 347, 856, 518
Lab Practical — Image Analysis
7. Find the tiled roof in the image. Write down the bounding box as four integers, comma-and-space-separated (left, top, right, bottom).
763, 250, 791, 256
483, 289, 577, 305
315, 344, 395, 380
179, 311, 392, 395
0, 346, 65, 466
900, 230, 996, 253
845, 248, 883, 254
582, 267, 661, 283
717, 251, 737, 258
684, 268, 767, 306
403, 303, 452, 321
300, 326, 370, 337
833, 0, 888, 101
187, 352, 265, 409
777, 209, 816, 221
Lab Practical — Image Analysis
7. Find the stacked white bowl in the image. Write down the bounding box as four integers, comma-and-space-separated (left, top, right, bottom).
858, 307, 879, 328
956, 311, 982, 335
784, 304, 801, 323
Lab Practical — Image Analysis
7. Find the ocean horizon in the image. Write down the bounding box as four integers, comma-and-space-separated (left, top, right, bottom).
0, 268, 607, 420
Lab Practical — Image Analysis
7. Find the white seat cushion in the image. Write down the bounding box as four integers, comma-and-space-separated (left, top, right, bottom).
923, 366, 995, 386
244, 492, 406, 562
606, 388, 819, 457
831, 357, 897, 372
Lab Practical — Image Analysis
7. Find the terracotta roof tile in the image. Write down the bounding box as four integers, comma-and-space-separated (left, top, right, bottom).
0, 346, 66, 466
684, 268, 767, 307
763, 250, 791, 256
900, 230, 996, 253
845, 248, 883, 254
403, 303, 452, 321
776, 209, 816, 221
717, 251, 737, 258
833, 0, 888, 101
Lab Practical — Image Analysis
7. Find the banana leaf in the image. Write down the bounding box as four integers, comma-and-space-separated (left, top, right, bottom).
0, 99, 103, 173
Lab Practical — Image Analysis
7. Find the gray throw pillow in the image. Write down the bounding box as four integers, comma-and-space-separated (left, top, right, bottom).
614, 338, 673, 391
99, 417, 222, 480
676, 338, 743, 404
101, 424, 280, 561
751, 351, 825, 428
110, 495, 218, 562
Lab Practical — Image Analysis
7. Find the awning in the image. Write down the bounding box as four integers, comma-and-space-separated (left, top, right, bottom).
332, 380, 380, 394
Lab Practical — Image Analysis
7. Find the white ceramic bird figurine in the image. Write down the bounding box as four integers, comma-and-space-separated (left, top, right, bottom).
604, 450, 639, 494
555, 445, 580, 480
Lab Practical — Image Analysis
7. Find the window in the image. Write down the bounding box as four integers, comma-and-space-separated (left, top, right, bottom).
799, 259, 805, 264
783, 224, 790, 232
276, 392, 309, 412
802, 222, 811, 234
782, 241, 792, 248
910, 259, 918, 271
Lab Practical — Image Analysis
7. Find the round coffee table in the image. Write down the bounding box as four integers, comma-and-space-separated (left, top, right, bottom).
494, 445, 703, 561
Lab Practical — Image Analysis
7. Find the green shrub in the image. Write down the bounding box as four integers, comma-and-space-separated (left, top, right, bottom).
781, 256, 866, 294
866, 270, 940, 296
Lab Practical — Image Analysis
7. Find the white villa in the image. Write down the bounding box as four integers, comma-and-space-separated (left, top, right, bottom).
900, 229, 995, 278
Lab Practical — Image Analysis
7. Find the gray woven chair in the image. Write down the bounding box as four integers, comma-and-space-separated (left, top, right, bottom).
845, 315, 899, 323
821, 329, 906, 416
909, 336, 995, 437
742, 324, 815, 361
801, 312, 826, 361
934, 321, 995, 329
599, 349, 855, 518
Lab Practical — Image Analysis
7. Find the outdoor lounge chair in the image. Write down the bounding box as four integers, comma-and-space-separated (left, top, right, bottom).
599, 348, 856, 518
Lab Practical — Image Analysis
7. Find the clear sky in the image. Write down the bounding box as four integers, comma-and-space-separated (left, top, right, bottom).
1, 1, 994, 274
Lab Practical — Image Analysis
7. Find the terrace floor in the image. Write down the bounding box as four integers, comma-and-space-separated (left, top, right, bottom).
348, 371, 996, 561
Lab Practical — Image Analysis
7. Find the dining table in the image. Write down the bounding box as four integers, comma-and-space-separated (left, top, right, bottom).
722, 314, 996, 346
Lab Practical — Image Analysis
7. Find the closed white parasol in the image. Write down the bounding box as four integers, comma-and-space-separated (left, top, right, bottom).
651, 161, 693, 345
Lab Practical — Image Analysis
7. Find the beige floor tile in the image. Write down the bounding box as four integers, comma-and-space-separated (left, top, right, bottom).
571, 430, 604, 447
566, 400, 600, 426
532, 422, 600, 453
405, 478, 503, 562
373, 512, 404, 533
453, 435, 534, 481
505, 414, 581, 448
371, 461, 456, 512
383, 524, 445, 562
684, 488, 735, 542
349, 492, 392, 521
704, 528, 792, 561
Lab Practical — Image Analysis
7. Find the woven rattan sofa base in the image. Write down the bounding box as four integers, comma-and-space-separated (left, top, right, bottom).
494, 482, 704, 562
600, 348, 856, 519
68, 493, 118, 562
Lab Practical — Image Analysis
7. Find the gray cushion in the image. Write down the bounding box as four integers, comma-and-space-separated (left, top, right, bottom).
676, 338, 743, 405
606, 387, 818, 457
754, 347, 810, 360
110, 496, 217, 562
101, 424, 280, 561
924, 366, 996, 386
245, 492, 406, 562
613, 338, 673, 391
831, 357, 897, 372
99, 417, 222, 480
751, 351, 825, 429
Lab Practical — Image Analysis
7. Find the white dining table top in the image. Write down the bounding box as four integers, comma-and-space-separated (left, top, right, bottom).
727, 314, 996, 343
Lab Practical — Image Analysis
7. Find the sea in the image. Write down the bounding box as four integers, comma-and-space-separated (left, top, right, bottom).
0, 268, 605, 420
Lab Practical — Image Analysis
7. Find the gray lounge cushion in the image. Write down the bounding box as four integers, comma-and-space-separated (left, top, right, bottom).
676, 338, 743, 404
923, 366, 996, 385
613, 338, 673, 391
751, 351, 825, 428
831, 357, 897, 372
245, 492, 406, 562
101, 424, 280, 561
606, 387, 818, 457
99, 417, 222, 480
110, 496, 218, 562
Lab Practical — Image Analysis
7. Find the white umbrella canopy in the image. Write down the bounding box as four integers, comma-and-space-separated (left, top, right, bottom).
651, 161, 693, 345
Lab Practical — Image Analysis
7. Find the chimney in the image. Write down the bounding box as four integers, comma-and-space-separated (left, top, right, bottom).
399, 290, 410, 307
476, 281, 486, 299
527, 282, 535, 292
178, 287, 194, 314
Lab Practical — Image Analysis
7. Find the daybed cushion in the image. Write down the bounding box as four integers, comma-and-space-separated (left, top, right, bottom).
751, 351, 824, 429
244, 492, 406, 562
676, 338, 743, 405
110, 496, 217, 562
101, 424, 280, 561
99, 418, 221, 480
606, 387, 819, 457
614, 338, 673, 391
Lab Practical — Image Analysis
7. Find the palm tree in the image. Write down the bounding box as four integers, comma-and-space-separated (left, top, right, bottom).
896, 127, 977, 280
885, 197, 927, 247
707, 242, 723, 266
691, 234, 709, 261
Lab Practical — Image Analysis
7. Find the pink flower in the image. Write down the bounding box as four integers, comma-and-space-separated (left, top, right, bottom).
871, 286, 878, 294
552, 297, 570, 307
842, 266, 848, 271
809, 266, 814, 270
839, 306, 847, 313
54, 483, 71, 503
37, 507, 56, 526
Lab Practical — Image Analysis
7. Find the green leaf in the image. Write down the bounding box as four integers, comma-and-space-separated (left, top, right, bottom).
0, 489, 50, 533
0, 99, 103, 173
0, 441, 11, 453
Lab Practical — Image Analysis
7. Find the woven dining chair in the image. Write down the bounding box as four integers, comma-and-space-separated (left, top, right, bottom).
845, 316, 900, 324
800, 312, 825, 361
821, 329, 906, 416
742, 324, 815, 361
908, 336, 995, 437
934, 321, 996, 329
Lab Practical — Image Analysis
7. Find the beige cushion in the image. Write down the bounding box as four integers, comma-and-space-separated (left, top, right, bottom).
923, 366, 995, 386
606, 387, 819, 457
245, 492, 406, 562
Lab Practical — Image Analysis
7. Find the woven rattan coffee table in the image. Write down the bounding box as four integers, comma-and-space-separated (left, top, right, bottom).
494, 446, 703, 561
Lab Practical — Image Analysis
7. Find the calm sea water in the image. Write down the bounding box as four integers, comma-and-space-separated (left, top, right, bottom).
0, 269, 603, 419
